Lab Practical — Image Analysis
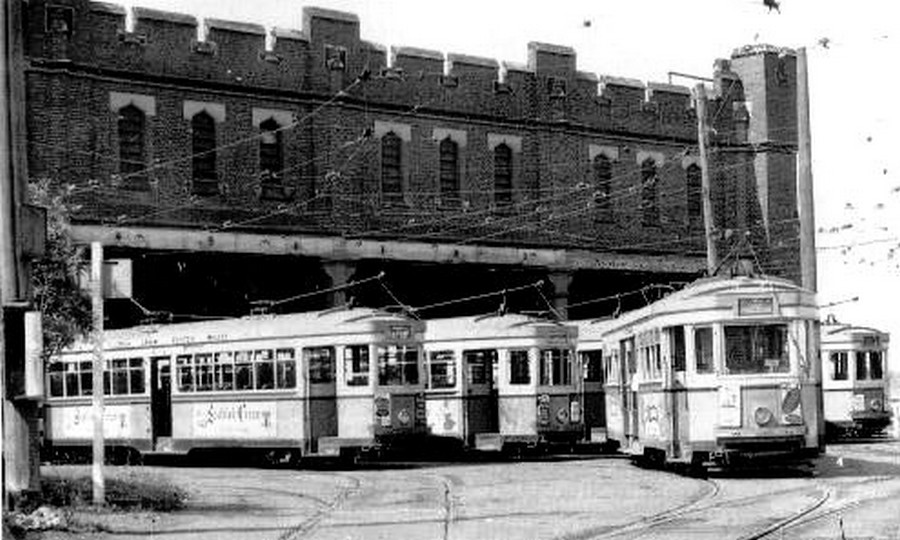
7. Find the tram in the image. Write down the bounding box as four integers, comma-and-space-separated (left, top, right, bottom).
422, 313, 583, 453
820, 316, 891, 438
575, 276, 823, 468
43, 307, 426, 463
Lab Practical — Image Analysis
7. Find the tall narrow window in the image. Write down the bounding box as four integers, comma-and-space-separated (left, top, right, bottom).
118, 104, 147, 190
641, 158, 658, 226
191, 111, 217, 195
381, 132, 403, 204
593, 155, 612, 221
259, 117, 283, 183
439, 137, 459, 206
494, 143, 512, 207
686, 164, 702, 226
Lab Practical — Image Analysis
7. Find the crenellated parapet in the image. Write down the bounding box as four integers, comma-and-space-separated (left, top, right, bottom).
21, 0, 765, 139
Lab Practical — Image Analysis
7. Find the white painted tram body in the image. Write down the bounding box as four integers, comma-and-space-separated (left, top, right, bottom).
575, 276, 823, 467
44, 308, 426, 462
422, 314, 583, 452
820, 318, 890, 437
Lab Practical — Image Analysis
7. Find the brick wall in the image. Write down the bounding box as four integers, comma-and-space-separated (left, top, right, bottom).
22, 0, 801, 279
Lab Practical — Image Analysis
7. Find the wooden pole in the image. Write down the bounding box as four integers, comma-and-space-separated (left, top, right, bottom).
695, 83, 718, 275
1, 0, 32, 506
91, 242, 105, 505
796, 47, 817, 292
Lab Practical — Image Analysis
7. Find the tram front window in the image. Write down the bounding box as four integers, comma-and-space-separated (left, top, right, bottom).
378, 345, 419, 386
870, 351, 884, 380
724, 324, 789, 374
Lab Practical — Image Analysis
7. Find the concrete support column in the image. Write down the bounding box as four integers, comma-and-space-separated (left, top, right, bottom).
548, 271, 573, 320
322, 261, 355, 307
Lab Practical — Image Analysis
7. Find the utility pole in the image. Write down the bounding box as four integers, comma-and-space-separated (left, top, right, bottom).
91, 242, 105, 505
2, 0, 41, 508
695, 83, 718, 275
796, 47, 817, 292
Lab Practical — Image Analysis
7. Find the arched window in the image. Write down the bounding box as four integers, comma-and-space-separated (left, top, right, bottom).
641, 158, 658, 226
439, 137, 459, 205
117, 104, 146, 190
593, 155, 612, 221
686, 164, 702, 226
381, 132, 403, 203
192, 111, 217, 195
259, 117, 283, 183
494, 143, 512, 207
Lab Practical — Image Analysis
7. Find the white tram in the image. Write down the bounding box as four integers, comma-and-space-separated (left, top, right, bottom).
44, 308, 426, 463
820, 316, 891, 437
575, 276, 823, 468
422, 314, 583, 453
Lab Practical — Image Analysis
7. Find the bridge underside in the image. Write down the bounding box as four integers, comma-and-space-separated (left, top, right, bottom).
73, 225, 706, 326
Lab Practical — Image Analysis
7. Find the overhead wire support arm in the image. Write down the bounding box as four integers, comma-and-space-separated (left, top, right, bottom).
411, 280, 544, 315
250, 272, 386, 314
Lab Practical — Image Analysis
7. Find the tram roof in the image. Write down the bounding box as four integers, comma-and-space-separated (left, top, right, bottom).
61, 307, 422, 355
423, 312, 573, 341
821, 322, 890, 344
572, 275, 816, 339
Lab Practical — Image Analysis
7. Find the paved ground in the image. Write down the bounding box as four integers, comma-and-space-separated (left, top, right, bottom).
34, 440, 900, 540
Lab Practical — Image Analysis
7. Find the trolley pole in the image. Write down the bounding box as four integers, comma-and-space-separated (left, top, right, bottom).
91, 242, 105, 505
695, 83, 718, 275
796, 47, 817, 292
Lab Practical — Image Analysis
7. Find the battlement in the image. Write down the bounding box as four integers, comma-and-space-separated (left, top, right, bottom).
23, 0, 786, 137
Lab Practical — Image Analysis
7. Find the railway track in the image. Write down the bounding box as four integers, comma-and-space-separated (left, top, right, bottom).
277, 473, 363, 540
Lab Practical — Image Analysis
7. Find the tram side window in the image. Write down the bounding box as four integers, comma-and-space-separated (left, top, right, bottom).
668, 326, 686, 371
869, 351, 883, 380
378, 345, 419, 386
275, 349, 296, 388
252, 350, 274, 389
196, 353, 214, 391
429, 350, 456, 389
831, 352, 848, 380
305, 347, 335, 384
509, 349, 531, 385
215, 352, 235, 390
48, 362, 64, 397
725, 325, 789, 374
129, 358, 145, 393
176, 355, 194, 392
856, 352, 869, 380
235, 351, 253, 390
694, 327, 714, 374
581, 350, 603, 383
540, 349, 572, 386
344, 345, 369, 387
464, 349, 497, 385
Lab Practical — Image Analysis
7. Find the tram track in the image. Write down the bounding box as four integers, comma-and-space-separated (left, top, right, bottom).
276, 472, 363, 540
742, 474, 900, 539
554, 475, 721, 540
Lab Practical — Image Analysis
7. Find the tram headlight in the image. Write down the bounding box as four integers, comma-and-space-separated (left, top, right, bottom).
754, 407, 774, 426
870, 399, 882, 412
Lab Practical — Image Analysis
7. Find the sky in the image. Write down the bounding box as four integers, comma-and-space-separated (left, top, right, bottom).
120, 0, 899, 349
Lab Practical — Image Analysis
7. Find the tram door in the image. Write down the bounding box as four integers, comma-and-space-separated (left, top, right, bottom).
463, 349, 499, 442
150, 356, 172, 442
620, 339, 638, 444
304, 347, 337, 454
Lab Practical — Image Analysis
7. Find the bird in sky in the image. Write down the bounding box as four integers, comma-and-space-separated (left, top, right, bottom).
818, 37, 831, 49
763, 0, 780, 13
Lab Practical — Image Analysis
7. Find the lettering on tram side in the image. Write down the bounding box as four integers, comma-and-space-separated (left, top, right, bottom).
61, 405, 137, 439
193, 401, 277, 438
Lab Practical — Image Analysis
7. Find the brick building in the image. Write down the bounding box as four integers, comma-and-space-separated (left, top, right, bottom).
21, 1, 801, 324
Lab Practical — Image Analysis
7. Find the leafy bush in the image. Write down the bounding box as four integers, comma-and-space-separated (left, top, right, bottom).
40, 475, 188, 511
